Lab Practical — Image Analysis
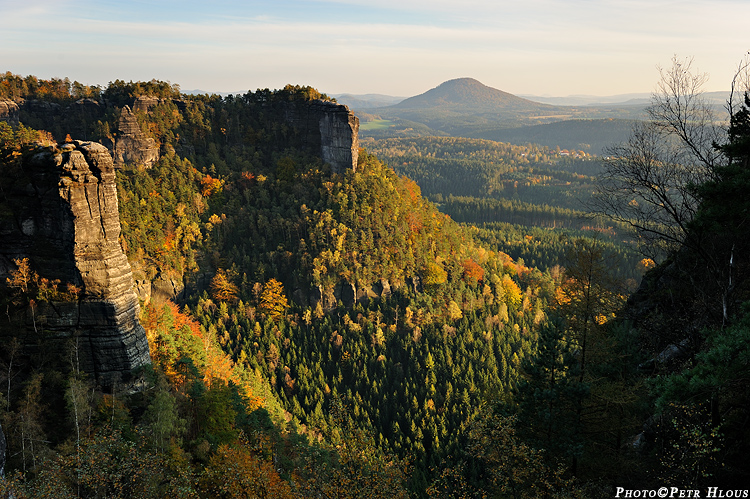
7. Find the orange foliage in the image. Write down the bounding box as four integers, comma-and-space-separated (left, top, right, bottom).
210, 269, 239, 304
638, 258, 656, 274
143, 301, 262, 409
238, 171, 256, 189
461, 258, 484, 283
497, 251, 529, 277
406, 212, 423, 233
163, 233, 176, 251
199, 441, 296, 498
200, 174, 224, 197
402, 177, 421, 203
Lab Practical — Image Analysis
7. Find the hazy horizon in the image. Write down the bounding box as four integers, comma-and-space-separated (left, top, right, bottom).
3, 0, 749, 98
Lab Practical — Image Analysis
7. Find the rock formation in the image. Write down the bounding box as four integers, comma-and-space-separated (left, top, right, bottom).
0, 99, 19, 126
112, 105, 160, 168
283, 100, 359, 173
0, 141, 151, 386
132, 95, 160, 113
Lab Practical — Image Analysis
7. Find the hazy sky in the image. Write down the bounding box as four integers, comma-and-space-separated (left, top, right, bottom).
3, 0, 749, 97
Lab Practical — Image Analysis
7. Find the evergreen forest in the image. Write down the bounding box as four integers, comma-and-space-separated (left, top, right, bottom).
0, 63, 749, 498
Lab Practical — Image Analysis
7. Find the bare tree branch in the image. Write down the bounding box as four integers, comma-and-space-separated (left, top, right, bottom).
591, 56, 730, 260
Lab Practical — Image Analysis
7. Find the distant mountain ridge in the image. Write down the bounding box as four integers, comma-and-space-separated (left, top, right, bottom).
357, 77, 652, 148
334, 93, 406, 109
520, 90, 730, 107
520, 93, 651, 106
393, 77, 550, 113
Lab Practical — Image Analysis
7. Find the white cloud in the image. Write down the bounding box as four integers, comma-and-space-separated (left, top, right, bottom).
2, 0, 750, 95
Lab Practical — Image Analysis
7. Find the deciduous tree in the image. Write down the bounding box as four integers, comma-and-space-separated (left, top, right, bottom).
258, 279, 288, 322
592, 56, 728, 259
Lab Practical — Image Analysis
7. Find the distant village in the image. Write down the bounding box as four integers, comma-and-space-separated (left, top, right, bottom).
556, 148, 589, 158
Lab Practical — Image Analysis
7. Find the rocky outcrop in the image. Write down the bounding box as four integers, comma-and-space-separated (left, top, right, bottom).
294, 278, 394, 310
150, 277, 185, 302
319, 104, 359, 173
0, 99, 19, 126
283, 100, 359, 173
132, 95, 160, 113
132, 277, 186, 305
0, 141, 150, 386
21, 99, 61, 116
112, 105, 160, 168
8, 94, 358, 174
626, 249, 721, 356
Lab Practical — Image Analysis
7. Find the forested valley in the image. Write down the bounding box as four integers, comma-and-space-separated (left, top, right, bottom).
0, 64, 749, 498
361, 135, 644, 283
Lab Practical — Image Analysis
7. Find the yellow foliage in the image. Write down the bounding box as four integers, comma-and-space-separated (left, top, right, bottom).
259, 278, 289, 322
447, 301, 463, 321
210, 269, 239, 304
501, 275, 523, 309
638, 258, 656, 274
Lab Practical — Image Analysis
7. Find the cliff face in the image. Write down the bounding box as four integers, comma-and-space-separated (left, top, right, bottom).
283, 100, 359, 173
111, 105, 160, 168
0, 141, 150, 386
0, 100, 19, 126
3, 95, 360, 174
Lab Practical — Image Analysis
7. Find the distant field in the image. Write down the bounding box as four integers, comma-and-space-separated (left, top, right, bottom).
530, 114, 575, 120
360, 119, 395, 130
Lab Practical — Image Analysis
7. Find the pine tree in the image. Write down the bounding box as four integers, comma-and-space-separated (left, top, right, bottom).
514, 318, 588, 470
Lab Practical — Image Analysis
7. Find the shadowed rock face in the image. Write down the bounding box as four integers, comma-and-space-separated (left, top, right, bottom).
0, 141, 150, 386
283, 100, 359, 173
319, 104, 359, 173
0, 420, 5, 477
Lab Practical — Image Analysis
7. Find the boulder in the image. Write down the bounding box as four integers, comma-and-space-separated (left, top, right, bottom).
151, 277, 185, 302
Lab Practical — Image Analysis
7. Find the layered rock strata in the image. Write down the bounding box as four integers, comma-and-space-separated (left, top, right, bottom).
0, 99, 19, 126
112, 105, 160, 168
0, 141, 150, 386
284, 100, 359, 173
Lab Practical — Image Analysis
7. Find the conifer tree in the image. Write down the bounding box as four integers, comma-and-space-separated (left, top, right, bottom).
514, 318, 588, 470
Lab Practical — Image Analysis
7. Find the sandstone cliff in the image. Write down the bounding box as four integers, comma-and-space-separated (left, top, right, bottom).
0, 99, 19, 126
4, 94, 360, 174
283, 99, 359, 173
111, 105, 160, 168
0, 141, 151, 386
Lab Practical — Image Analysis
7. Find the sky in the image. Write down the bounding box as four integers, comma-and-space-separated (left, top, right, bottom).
3, 0, 750, 98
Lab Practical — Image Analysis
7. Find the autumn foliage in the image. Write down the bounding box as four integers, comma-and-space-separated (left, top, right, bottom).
143, 301, 262, 406
6, 257, 81, 303
210, 269, 240, 304
461, 258, 485, 283
258, 278, 288, 322
198, 441, 296, 498
200, 174, 224, 197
